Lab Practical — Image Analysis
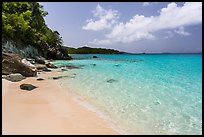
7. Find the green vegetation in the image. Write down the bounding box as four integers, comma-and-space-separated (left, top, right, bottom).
65, 46, 124, 54
2, 2, 69, 59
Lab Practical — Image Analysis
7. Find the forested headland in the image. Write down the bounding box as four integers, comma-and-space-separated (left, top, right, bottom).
2, 2, 71, 60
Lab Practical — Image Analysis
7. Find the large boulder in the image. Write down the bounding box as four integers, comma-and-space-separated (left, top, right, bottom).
2, 53, 37, 77
21, 59, 36, 70
5, 73, 26, 82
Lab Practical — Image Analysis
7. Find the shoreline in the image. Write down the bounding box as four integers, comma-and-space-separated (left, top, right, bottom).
2, 69, 119, 135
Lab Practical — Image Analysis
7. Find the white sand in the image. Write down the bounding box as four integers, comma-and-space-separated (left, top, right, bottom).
2, 71, 118, 135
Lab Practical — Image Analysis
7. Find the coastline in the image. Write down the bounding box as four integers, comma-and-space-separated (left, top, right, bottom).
2, 69, 118, 135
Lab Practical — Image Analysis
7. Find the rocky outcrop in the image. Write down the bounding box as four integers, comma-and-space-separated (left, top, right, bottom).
45, 46, 72, 60
4, 73, 26, 82
20, 84, 37, 91
2, 53, 37, 77
2, 37, 72, 60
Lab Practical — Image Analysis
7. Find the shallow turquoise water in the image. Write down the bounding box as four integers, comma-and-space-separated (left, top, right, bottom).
53, 54, 202, 135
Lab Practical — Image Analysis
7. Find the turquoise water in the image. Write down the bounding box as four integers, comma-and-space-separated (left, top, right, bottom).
53, 54, 202, 135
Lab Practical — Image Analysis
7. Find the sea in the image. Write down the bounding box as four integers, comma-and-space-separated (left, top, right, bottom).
52, 54, 202, 135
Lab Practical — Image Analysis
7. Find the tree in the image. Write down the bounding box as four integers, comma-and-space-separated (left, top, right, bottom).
2, 2, 63, 49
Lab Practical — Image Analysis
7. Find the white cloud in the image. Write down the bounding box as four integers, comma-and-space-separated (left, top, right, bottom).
84, 2, 202, 45
142, 2, 158, 7
143, 2, 150, 7
82, 4, 119, 31
90, 39, 114, 45
174, 27, 191, 36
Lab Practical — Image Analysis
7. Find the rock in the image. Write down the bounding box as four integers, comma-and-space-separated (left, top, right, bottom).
35, 64, 47, 70
93, 56, 98, 58
20, 84, 37, 91
61, 68, 68, 71
35, 58, 45, 64
5, 73, 26, 82
30, 61, 35, 64
26, 58, 35, 62
46, 63, 58, 69
60, 65, 80, 69
37, 78, 44, 81
2, 75, 7, 79
42, 67, 52, 72
154, 101, 161, 105
2, 53, 37, 77
21, 59, 36, 70
107, 79, 117, 83
46, 46, 72, 60
52, 75, 69, 80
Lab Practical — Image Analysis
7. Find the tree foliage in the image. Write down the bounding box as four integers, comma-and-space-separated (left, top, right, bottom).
2, 2, 63, 50
66, 46, 124, 54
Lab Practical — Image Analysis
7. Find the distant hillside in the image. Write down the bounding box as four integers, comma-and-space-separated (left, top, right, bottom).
63, 46, 125, 54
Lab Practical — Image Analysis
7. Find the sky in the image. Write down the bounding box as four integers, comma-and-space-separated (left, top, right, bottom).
40, 2, 202, 53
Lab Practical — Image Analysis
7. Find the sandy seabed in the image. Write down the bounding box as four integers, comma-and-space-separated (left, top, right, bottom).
2, 70, 118, 135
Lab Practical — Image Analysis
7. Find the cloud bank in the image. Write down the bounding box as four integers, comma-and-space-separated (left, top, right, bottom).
83, 2, 202, 45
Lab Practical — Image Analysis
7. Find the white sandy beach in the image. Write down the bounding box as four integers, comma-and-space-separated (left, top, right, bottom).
2, 70, 118, 135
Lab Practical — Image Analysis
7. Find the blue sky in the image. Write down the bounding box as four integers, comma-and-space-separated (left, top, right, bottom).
40, 2, 202, 53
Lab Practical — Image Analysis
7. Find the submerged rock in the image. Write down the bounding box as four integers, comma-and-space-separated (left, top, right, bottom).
20, 84, 37, 91
60, 65, 80, 69
69, 74, 76, 78
5, 73, 26, 82
154, 101, 161, 105
107, 79, 117, 83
